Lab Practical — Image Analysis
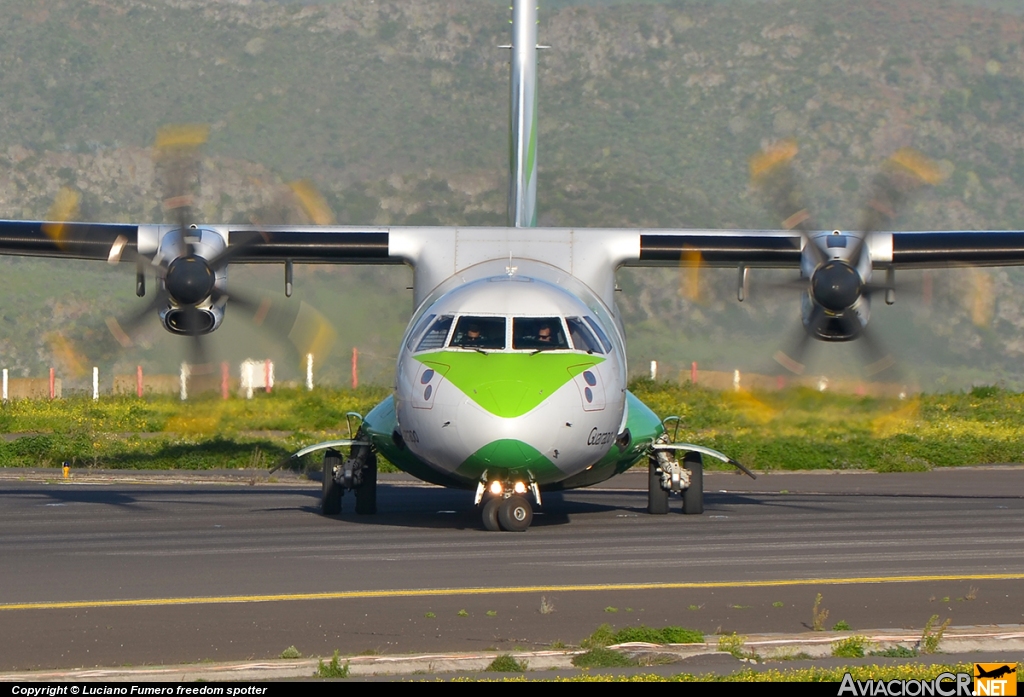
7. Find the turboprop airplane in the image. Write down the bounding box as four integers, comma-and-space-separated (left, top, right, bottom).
1, 2, 1024, 531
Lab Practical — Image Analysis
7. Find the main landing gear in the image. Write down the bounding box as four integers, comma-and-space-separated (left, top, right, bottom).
477, 478, 539, 532
321, 439, 377, 516
648, 447, 704, 515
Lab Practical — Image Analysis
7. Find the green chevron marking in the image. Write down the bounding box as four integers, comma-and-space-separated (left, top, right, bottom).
416, 351, 604, 418
455, 438, 562, 482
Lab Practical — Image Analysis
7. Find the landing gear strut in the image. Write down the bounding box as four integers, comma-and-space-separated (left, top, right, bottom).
648, 447, 704, 515
321, 438, 377, 516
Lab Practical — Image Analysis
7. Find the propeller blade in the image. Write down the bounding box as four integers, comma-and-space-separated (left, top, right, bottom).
773, 306, 829, 375
40, 187, 82, 251
678, 246, 703, 301
154, 124, 209, 254
749, 139, 825, 266
288, 179, 336, 225
105, 291, 169, 347
849, 148, 945, 263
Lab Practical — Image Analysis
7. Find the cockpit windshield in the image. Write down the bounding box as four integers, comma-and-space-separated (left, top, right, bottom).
513, 317, 569, 350
566, 317, 604, 354
449, 316, 506, 350
412, 312, 612, 354
415, 315, 453, 351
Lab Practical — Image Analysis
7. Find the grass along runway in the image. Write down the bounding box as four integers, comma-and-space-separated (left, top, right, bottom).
2, 382, 1024, 472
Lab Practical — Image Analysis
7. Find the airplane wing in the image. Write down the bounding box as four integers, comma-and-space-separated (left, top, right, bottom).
630, 229, 1024, 268
0, 220, 398, 264
5, 219, 1024, 269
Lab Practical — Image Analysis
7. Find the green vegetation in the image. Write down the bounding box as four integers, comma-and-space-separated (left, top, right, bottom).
832, 620, 851, 631
716, 633, 748, 659
6, 382, 1024, 471
583, 623, 703, 649
572, 647, 636, 668
811, 593, 829, 631
485, 655, 528, 672
280, 646, 301, 659
831, 635, 870, 658
615, 626, 704, 644
871, 646, 918, 658
460, 663, 1016, 682
316, 651, 350, 679
920, 615, 952, 654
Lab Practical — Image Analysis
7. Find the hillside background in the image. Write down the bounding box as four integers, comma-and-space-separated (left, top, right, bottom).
0, 0, 1023, 390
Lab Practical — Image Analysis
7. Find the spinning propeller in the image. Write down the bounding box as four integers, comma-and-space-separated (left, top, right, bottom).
102, 125, 335, 371
749, 140, 944, 376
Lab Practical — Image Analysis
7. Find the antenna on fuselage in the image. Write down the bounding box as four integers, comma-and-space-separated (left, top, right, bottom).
508, 0, 539, 228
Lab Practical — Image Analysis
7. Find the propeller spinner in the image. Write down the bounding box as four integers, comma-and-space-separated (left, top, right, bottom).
750, 141, 943, 376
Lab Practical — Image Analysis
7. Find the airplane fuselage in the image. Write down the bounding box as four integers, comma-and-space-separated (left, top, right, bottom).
360, 258, 664, 492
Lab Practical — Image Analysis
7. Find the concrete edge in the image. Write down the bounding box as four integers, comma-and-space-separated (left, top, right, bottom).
3, 625, 1021, 682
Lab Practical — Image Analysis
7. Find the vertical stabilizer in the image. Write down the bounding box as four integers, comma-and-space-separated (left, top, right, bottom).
508, 0, 539, 228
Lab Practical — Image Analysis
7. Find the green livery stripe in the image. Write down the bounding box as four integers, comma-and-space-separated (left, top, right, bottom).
456, 438, 562, 482
416, 351, 605, 418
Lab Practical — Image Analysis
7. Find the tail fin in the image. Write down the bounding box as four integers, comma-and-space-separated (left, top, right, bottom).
508, 0, 539, 228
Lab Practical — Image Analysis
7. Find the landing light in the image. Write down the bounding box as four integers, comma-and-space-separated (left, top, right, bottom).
489, 481, 504, 495
513, 481, 527, 494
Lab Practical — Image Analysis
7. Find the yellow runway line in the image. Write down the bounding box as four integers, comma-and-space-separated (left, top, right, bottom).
3, 572, 1023, 612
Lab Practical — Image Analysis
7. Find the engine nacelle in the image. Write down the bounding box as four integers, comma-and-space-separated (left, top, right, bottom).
160, 304, 224, 336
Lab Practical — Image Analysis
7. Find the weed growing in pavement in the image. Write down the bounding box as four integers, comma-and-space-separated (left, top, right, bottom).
581, 624, 616, 649
605, 606, 619, 613
572, 647, 635, 668
486, 610, 497, 617
832, 620, 851, 631
919, 615, 952, 654
965, 586, 979, 601
485, 654, 528, 672
772, 601, 784, 608
457, 609, 469, 617
717, 633, 748, 659
871, 646, 918, 658
832, 636, 870, 658
614, 626, 704, 644
812, 593, 829, 631
316, 651, 350, 678
424, 612, 435, 618
280, 646, 301, 659
539, 596, 554, 614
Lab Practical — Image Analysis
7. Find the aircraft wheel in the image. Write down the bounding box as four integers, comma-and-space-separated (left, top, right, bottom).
498, 495, 532, 532
682, 452, 704, 515
482, 497, 502, 531
354, 451, 377, 515
648, 458, 669, 515
322, 449, 342, 515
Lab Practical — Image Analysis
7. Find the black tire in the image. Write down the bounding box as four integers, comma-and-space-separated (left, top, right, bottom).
682, 452, 704, 515
322, 449, 342, 515
648, 458, 669, 515
354, 451, 377, 515
497, 495, 532, 532
482, 497, 502, 531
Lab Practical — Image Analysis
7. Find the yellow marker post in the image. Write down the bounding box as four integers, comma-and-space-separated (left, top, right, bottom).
62, 462, 70, 479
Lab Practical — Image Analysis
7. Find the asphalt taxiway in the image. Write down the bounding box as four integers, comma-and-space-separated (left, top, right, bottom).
0, 467, 1021, 672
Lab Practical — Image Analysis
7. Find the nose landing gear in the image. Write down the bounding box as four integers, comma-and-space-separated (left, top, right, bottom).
321, 439, 377, 516
477, 478, 538, 531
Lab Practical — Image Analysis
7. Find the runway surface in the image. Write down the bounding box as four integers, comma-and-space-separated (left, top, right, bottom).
1, 468, 1022, 671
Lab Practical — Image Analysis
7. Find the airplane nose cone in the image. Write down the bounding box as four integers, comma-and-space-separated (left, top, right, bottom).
811, 261, 861, 313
